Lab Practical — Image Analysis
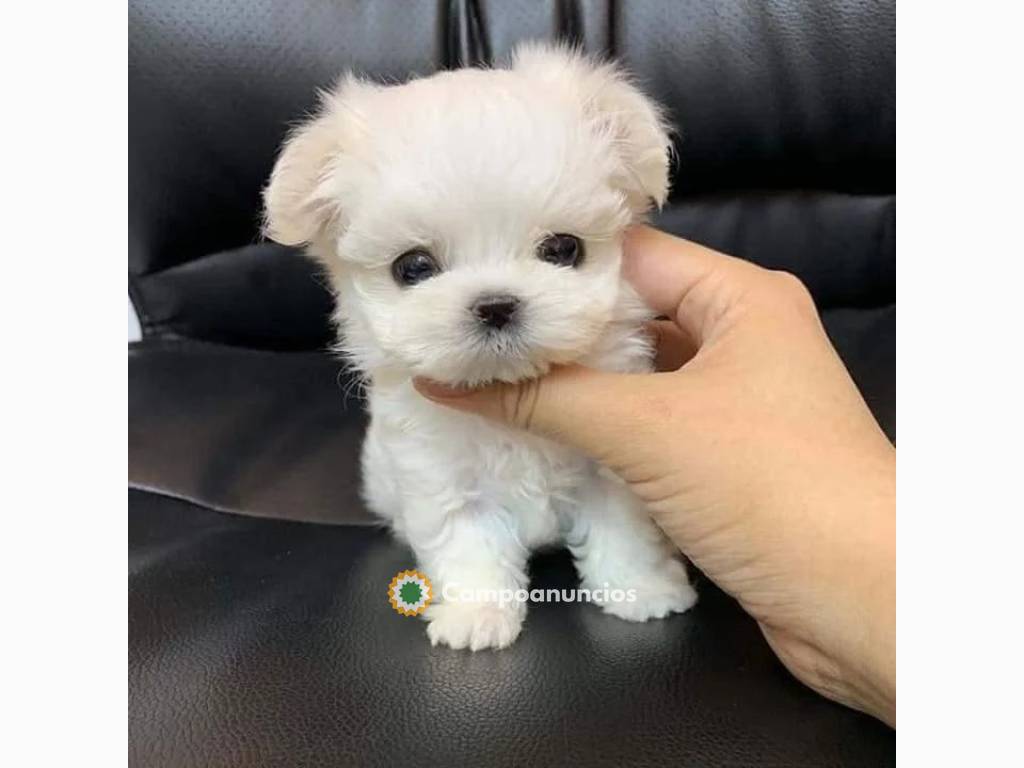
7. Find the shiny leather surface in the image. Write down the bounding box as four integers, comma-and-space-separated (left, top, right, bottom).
130, 489, 895, 767
129, 338, 371, 526
129, 0, 895, 764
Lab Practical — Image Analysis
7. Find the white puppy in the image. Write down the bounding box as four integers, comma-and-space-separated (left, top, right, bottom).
264, 44, 697, 650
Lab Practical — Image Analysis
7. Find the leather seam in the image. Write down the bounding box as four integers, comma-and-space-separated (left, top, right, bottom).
128, 482, 378, 528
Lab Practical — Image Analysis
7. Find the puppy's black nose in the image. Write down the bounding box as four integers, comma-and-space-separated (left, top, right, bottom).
472, 294, 521, 330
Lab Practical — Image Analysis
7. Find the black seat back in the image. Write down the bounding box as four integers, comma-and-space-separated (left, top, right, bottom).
129, 0, 894, 352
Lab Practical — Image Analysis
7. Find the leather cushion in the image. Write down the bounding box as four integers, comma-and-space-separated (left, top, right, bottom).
129, 488, 896, 767
129, 338, 371, 525
129, 307, 893, 527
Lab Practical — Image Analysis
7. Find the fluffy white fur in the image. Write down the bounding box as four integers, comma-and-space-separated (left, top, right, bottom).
264, 44, 697, 651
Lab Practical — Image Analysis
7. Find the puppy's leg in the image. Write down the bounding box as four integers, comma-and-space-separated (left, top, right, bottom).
406, 501, 529, 651
360, 418, 401, 521
568, 471, 698, 622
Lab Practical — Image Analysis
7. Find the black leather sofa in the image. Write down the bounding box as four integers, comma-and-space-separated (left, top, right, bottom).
129, 1, 895, 765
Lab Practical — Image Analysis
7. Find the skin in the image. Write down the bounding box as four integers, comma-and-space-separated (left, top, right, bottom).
415, 225, 896, 726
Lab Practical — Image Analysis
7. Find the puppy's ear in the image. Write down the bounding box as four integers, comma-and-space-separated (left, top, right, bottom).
263, 77, 370, 246
513, 43, 673, 213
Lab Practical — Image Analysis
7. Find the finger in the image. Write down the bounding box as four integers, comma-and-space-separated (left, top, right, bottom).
646, 319, 698, 372
623, 226, 763, 344
413, 366, 659, 467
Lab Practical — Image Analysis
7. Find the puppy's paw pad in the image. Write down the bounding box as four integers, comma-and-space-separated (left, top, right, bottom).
425, 603, 524, 651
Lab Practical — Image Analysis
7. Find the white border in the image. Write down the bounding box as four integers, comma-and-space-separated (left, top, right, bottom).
900, 3, 1023, 765
1, 2, 125, 764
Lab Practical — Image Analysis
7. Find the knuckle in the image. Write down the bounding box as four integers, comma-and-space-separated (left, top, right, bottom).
766, 270, 816, 314
497, 383, 520, 425
499, 379, 542, 431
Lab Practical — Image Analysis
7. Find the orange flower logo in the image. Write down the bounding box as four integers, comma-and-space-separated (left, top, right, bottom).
388, 569, 433, 616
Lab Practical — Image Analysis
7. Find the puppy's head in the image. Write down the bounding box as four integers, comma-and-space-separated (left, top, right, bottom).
264, 44, 671, 385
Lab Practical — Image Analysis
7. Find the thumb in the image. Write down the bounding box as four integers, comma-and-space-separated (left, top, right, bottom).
413, 365, 658, 467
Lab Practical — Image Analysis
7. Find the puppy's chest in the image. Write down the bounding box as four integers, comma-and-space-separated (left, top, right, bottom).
429, 417, 586, 502
456, 434, 585, 546
373, 388, 589, 542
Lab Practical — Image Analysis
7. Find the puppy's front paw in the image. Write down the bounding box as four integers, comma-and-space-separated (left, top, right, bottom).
425, 602, 524, 651
593, 561, 698, 622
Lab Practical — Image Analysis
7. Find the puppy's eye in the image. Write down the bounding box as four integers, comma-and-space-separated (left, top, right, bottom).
391, 248, 440, 286
537, 234, 584, 268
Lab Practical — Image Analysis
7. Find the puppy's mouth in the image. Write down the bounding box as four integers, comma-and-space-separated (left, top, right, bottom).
476, 325, 530, 357
420, 296, 550, 385
393, 296, 608, 387
455, 329, 553, 386
415, 324, 596, 388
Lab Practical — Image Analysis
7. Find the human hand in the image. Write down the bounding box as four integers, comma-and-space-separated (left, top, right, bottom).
415, 226, 896, 725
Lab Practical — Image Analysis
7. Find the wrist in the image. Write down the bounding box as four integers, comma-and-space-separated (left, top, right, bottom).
785, 483, 896, 724
757, 448, 895, 725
